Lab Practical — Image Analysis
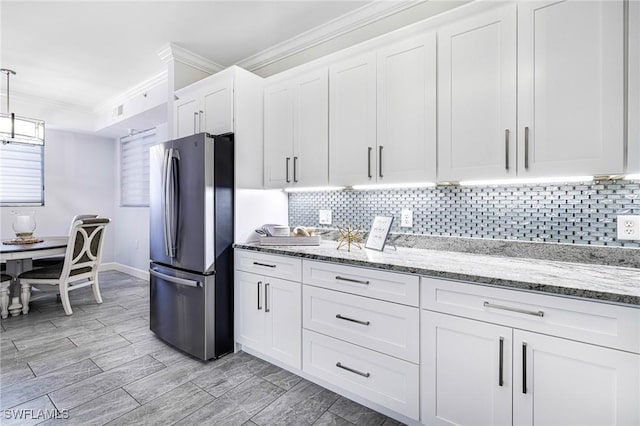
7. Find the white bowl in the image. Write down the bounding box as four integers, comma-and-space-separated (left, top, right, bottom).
271, 226, 290, 237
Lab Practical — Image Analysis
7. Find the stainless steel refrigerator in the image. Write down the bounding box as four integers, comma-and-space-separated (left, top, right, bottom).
149, 132, 234, 360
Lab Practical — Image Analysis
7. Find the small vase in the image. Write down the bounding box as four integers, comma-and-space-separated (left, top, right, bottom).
12, 211, 36, 239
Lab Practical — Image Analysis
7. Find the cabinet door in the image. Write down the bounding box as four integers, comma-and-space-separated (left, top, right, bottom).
263, 83, 294, 188
202, 78, 234, 135
513, 330, 640, 426
377, 34, 436, 184
175, 97, 199, 139
293, 69, 329, 187
235, 271, 265, 351
422, 311, 512, 426
438, 5, 517, 181
329, 53, 377, 186
518, 0, 624, 177
264, 277, 301, 369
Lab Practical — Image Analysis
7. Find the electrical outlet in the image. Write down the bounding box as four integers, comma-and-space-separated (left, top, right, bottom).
319, 209, 332, 225
400, 209, 413, 228
616, 215, 640, 240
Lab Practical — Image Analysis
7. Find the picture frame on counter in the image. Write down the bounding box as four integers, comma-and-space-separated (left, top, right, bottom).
365, 216, 394, 251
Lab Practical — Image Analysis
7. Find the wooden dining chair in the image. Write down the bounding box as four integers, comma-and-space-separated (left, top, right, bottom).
18, 218, 111, 315
0, 273, 12, 319
32, 214, 98, 268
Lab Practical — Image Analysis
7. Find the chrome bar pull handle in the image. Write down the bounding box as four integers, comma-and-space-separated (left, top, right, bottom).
367, 147, 372, 178
193, 112, 198, 134
286, 157, 291, 183
336, 362, 370, 378
198, 110, 204, 132
499, 336, 504, 387
484, 301, 544, 317
505, 129, 510, 170
293, 156, 299, 183
335, 276, 370, 285
522, 342, 528, 394
253, 262, 276, 268
379, 145, 383, 178
524, 126, 530, 169
265, 283, 270, 312
257, 281, 262, 310
336, 314, 370, 326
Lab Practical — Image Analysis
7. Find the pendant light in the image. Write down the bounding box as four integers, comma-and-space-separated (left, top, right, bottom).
0, 69, 45, 146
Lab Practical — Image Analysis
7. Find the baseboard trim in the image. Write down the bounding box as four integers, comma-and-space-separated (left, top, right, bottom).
100, 262, 149, 280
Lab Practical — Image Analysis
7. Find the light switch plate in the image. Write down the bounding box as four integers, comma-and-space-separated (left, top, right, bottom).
319, 209, 332, 225
617, 215, 640, 240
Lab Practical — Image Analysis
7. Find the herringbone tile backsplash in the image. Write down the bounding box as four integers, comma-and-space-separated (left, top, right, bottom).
288, 179, 640, 248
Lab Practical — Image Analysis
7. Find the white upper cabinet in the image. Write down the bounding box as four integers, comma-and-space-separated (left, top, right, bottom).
517, 0, 625, 177
329, 53, 377, 186
438, 5, 517, 182
201, 76, 234, 136
293, 69, 329, 187
173, 76, 233, 139
264, 83, 294, 188
264, 68, 329, 189
377, 34, 437, 184
173, 66, 264, 188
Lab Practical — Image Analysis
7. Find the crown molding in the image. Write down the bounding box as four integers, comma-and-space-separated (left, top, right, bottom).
157, 42, 225, 74
236, 0, 424, 72
94, 70, 168, 113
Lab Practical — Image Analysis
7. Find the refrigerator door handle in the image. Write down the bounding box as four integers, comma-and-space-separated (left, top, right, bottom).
162, 148, 172, 257
150, 269, 200, 287
166, 148, 181, 258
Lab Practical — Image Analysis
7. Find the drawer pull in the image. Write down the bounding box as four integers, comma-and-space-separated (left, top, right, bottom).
483, 301, 544, 317
336, 362, 370, 378
253, 262, 276, 268
257, 281, 262, 310
335, 276, 370, 285
336, 314, 370, 326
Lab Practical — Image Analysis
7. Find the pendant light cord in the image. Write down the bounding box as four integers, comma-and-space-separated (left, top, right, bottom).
1, 69, 16, 114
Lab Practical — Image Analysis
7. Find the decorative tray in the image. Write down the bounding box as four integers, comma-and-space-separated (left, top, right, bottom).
259, 235, 321, 246
3, 237, 44, 245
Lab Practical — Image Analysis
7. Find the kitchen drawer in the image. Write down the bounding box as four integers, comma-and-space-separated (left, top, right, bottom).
303, 260, 419, 306
422, 276, 640, 354
303, 285, 419, 363
303, 329, 419, 420
235, 250, 301, 282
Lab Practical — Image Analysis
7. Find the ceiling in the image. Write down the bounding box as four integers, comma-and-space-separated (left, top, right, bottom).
0, 0, 379, 117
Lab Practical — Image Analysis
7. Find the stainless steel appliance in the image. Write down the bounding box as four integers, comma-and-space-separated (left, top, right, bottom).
149, 132, 234, 360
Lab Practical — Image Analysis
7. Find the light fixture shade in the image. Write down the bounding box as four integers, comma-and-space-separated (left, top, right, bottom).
0, 113, 45, 146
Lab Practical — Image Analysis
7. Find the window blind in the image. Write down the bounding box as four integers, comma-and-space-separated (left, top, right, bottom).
0, 143, 44, 206
120, 128, 156, 207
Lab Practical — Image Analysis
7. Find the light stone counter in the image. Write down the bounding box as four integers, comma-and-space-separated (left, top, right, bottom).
235, 241, 640, 307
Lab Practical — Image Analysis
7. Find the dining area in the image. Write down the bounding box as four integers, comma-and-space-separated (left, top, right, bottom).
1, 211, 111, 319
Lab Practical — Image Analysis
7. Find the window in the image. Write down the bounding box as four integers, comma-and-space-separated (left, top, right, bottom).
120, 128, 156, 207
0, 143, 44, 206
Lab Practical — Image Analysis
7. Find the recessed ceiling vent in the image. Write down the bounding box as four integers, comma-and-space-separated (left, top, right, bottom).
113, 104, 124, 117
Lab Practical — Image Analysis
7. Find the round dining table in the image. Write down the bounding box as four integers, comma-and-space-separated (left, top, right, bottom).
1, 236, 67, 317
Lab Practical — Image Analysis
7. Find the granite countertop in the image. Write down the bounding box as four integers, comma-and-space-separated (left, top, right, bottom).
235, 241, 640, 307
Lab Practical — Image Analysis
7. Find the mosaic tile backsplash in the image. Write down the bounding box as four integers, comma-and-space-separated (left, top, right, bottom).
288, 179, 640, 248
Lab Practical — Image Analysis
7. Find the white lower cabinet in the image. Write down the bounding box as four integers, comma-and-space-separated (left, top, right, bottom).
513, 330, 640, 426
235, 270, 301, 369
422, 288, 640, 426
303, 329, 420, 420
421, 311, 513, 426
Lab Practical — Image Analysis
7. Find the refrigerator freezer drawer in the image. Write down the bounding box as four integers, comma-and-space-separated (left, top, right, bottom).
150, 264, 217, 360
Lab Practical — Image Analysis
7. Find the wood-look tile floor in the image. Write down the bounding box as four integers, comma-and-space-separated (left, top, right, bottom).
0, 271, 403, 426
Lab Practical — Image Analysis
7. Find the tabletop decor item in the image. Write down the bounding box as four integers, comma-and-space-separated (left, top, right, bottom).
11, 211, 38, 242
336, 224, 364, 252
365, 216, 394, 251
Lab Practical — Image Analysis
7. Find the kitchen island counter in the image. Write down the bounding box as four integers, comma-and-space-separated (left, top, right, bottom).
235, 241, 640, 306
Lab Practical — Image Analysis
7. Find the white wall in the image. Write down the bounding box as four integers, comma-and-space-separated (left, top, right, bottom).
0, 129, 117, 262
